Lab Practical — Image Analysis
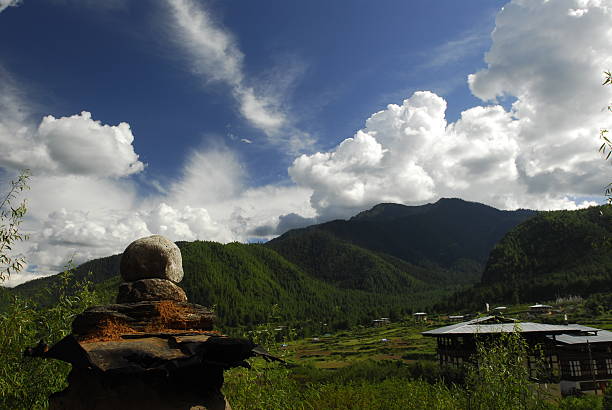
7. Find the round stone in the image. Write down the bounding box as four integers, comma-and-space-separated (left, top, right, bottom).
120, 235, 184, 282
116, 279, 188, 303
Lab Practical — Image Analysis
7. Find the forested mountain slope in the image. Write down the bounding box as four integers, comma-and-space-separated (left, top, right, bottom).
9, 254, 121, 304
6, 241, 439, 331
269, 198, 535, 285
438, 205, 612, 310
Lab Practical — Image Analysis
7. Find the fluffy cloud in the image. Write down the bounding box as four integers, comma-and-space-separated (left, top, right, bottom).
161, 147, 315, 240
0, 110, 144, 178
290, 0, 611, 218
37, 112, 144, 177
166, 0, 286, 136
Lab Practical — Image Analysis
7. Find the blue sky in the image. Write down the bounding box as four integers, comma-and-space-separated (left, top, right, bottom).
0, 0, 611, 285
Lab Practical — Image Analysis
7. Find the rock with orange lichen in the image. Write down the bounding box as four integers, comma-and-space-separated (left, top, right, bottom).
71, 300, 215, 336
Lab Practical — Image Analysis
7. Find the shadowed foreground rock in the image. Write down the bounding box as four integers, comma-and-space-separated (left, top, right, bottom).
25, 235, 278, 410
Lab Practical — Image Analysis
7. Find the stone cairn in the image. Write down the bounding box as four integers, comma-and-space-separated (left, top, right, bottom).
26, 235, 274, 410
71, 234, 214, 337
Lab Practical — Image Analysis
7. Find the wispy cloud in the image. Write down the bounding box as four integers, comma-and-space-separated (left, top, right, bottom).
166, 0, 286, 135
419, 32, 489, 70
0, 0, 20, 14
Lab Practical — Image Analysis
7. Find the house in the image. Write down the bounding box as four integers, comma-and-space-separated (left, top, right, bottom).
422, 316, 612, 396
548, 325, 612, 396
422, 316, 573, 369
529, 303, 553, 314
372, 318, 390, 327
413, 312, 427, 322
448, 315, 465, 322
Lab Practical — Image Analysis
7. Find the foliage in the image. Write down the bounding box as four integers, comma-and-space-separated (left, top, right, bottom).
0, 269, 101, 409
8, 253, 121, 307
560, 395, 603, 410
0, 170, 30, 282
440, 205, 612, 310
224, 360, 466, 410
601, 70, 612, 203
225, 328, 603, 410
465, 331, 549, 410
604, 385, 612, 410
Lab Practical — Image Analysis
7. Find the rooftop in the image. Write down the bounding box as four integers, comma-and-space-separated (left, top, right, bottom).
422, 316, 585, 336
548, 325, 612, 345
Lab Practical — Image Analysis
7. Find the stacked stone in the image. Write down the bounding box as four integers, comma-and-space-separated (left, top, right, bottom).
71, 234, 214, 336
116, 235, 188, 303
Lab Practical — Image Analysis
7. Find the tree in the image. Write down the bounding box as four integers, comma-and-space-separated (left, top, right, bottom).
465, 330, 550, 410
600, 71, 612, 203
0, 170, 30, 282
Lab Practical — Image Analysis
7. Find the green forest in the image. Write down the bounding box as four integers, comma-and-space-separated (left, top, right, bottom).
438, 205, 612, 312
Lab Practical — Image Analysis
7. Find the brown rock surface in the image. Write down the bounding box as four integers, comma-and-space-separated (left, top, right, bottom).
117, 279, 188, 303
120, 235, 184, 283
71, 301, 215, 336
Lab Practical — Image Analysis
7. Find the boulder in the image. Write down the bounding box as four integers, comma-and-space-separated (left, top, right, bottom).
120, 235, 184, 283
117, 279, 188, 303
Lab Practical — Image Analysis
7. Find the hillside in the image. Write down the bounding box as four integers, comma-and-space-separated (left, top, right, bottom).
7, 241, 440, 332
265, 229, 431, 292
269, 198, 535, 285
8, 254, 121, 304
438, 205, 612, 310
5, 199, 538, 330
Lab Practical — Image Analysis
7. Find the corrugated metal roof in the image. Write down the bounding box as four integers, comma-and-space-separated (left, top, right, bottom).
548, 325, 612, 345
422, 316, 584, 336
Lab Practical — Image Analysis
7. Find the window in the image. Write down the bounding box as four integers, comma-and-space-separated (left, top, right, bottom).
590, 360, 598, 376
606, 358, 612, 374
569, 360, 581, 377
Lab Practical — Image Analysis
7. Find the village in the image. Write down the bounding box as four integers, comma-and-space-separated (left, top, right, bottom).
285, 301, 612, 398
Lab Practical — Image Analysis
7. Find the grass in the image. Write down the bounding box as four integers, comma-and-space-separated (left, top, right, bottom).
284, 320, 437, 369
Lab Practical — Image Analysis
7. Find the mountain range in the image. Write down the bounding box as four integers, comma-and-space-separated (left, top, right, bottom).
4, 198, 609, 331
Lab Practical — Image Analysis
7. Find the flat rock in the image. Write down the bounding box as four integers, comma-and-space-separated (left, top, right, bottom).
117, 279, 188, 303
71, 301, 215, 336
120, 235, 184, 283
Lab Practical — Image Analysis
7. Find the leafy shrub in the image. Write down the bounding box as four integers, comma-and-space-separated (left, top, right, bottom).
0, 271, 101, 409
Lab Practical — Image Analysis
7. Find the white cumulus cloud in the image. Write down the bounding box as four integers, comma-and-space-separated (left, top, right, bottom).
0, 108, 144, 178
290, 0, 612, 218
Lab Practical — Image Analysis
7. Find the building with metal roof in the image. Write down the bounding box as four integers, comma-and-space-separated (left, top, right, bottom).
547, 325, 612, 396
422, 316, 612, 396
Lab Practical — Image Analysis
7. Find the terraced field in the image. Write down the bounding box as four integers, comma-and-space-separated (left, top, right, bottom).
285, 321, 438, 369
